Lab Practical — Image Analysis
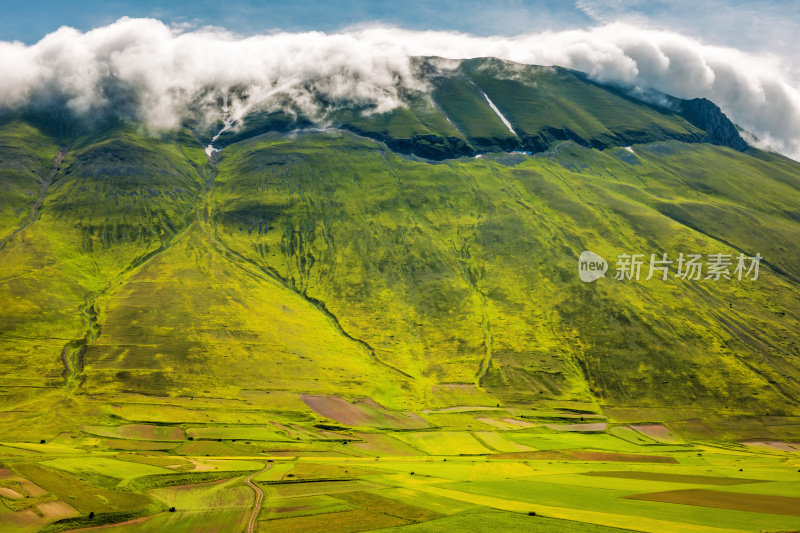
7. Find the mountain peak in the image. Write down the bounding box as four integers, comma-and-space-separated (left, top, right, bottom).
677, 97, 748, 151
202, 57, 746, 160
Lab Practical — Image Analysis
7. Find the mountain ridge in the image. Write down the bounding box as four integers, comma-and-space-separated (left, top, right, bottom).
198, 57, 747, 161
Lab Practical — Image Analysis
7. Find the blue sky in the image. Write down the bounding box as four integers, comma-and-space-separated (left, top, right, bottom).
2, 0, 797, 57
3, 1, 590, 41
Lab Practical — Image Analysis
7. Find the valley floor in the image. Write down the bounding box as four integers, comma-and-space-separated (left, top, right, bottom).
1, 402, 799, 533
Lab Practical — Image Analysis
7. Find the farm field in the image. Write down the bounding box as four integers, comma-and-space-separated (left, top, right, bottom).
1, 407, 799, 532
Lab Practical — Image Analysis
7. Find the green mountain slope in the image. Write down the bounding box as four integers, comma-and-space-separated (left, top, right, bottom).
0, 120, 60, 239
0, 58, 798, 437
210, 133, 800, 412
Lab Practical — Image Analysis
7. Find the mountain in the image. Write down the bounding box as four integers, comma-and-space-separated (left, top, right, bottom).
1, 57, 800, 532
208, 57, 746, 159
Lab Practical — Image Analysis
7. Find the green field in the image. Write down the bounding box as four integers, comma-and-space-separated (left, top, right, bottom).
1, 394, 799, 532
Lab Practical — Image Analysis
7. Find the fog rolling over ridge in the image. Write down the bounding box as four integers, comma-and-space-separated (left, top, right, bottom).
1, 17, 799, 159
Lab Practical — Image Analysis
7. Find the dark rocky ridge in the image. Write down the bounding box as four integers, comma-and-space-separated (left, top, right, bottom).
677, 98, 748, 151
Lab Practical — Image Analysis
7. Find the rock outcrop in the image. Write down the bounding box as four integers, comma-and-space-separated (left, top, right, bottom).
678, 98, 748, 151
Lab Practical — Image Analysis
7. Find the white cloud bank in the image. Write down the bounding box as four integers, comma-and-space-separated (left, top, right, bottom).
1, 17, 799, 158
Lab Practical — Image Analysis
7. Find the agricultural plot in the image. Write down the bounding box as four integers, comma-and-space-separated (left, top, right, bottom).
473, 418, 523, 430
367, 459, 537, 482
4, 394, 798, 533
79, 509, 250, 532
102, 440, 182, 451
626, 489, 800, 516
741, 441, 800, 452
114, 453, 193, 470
503, 431, 682, 453
266, 480, 386, 499
40, 457, 170, 484
175, 440, 249, 457
182, 458, 265, 472
261, 494, 354, 520
0, 424, 799, 532
368, 487, 478, 515
628, 425, 683, 444
261, 508, 410, 533
0, 500, 77, 533
607, 426, 659, 445
350, 433, 422, 456
81, 425, 185, 442
395, 432, 492, 456
184, 426, 290, 441
472, 431, 534, 452
255, 463, 295, 481
148, 477, 253, 510
583, 471, 767, 485
0, 468, 77, 533
545, 423, 608, 432
374, 508, 633, 532
301, 396, 428, 429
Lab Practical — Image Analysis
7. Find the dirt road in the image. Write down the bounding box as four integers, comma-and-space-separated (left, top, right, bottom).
245, 463, 271, 533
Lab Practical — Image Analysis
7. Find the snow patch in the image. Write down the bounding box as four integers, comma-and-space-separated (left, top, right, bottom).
481, 92, 517, 136
204, 97, 235, 159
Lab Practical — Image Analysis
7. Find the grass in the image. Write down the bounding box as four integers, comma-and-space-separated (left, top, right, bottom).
502, 431, 671, 452
626, 488, 800, 517
368, 487, 477, 515
148, 476, 253, 509
268, 480, 385, 499
395, 432, 492, 456
40, 457, 170, 484
582, 471, 767, 485
462, 59, 702, 150
185, 426, 290, 441
374, 508, 633, 532
66, 509, 249, 532
0, 120, 60, 238
262, 494, 354, 520
262, 508, 410, 533
472, 431, 533, 452
82, 424, 185, 441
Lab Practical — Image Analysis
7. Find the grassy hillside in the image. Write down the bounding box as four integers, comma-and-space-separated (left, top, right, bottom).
0, 80, 797, 421
330, 58, 710, 158
210, 133, 800, 413
0, 120, 60, 239
0, 123, 206, 410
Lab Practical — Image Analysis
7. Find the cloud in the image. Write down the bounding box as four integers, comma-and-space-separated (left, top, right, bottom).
1, 17, 799, 159
575, 0, 800, 66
